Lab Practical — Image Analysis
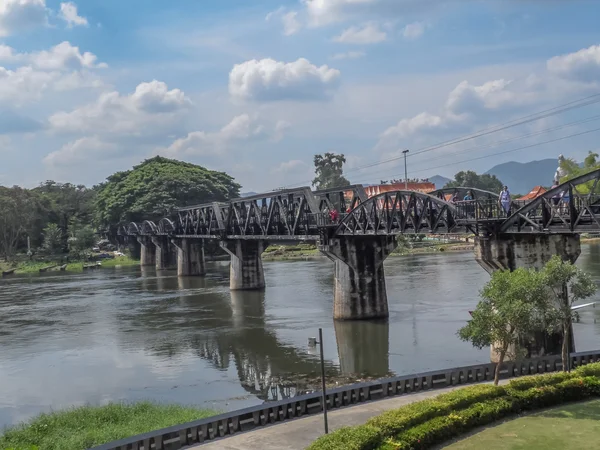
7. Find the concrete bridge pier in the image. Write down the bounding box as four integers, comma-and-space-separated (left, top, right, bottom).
151, 236, 176, 271
474, 233, 581, 361
127, 237, 141, 261
137, 236, 156, 267
320, 236, 398, 320
172, 238, 206, 277
220, 240, 268, 290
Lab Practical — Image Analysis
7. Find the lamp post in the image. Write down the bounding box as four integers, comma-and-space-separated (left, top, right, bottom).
402, 149, 409, 190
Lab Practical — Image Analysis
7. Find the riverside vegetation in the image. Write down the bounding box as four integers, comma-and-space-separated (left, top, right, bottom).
308, 363, 600, 450
0, 402, 217, 450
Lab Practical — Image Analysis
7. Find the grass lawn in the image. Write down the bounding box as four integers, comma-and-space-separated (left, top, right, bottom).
446, 399, 600, 449
0, 402, 217, 450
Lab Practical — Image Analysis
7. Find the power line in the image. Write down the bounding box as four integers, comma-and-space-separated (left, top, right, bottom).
282, 91, 600, 188
349, 126, 600, 184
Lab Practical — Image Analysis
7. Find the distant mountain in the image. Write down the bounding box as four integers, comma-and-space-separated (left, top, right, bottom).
240, 191, 258, 197
485, 159, 558, 196
429, 175, 452, 189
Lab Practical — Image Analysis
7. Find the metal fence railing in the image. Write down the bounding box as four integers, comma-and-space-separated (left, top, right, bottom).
90, 350, 600, 450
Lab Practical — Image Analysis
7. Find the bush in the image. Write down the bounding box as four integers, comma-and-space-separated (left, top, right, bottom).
308, 372, 600, 450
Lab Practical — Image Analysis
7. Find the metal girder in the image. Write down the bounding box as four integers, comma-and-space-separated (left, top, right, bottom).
334, 190, 459, 236
500, 168, 600, 233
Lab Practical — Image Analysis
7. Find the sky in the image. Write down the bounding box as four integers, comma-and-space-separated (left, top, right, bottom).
1, 0, 600, 192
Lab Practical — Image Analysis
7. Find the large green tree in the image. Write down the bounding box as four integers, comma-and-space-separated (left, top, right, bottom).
0, 186, 41, 260
541, 256, 597, 372
444, 170, 504, 193
458, 267, 552, 385
94, 156, 241, 225
312, 152, 350, 190
558, 151, 600, 194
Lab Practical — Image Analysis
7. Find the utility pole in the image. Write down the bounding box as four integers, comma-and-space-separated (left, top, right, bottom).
402, 149, 410, 190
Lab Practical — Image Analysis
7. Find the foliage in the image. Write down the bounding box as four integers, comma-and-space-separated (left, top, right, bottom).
540, 256, 597, 371
32, 181, 97, 248
458, 267, 552, 384
94, 156, 241, 225
444, 170, 504, 193
558, 151, 600, 194
0, 401, 217, 450
41, 223, 64, 254
0, 186, 41, 260
68, 225, 97, 256
308, 365, 600, 450
312, 152, 350, 190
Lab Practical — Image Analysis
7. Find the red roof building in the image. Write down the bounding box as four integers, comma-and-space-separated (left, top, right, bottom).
364, 181, 436, 198
517, 186, 547, 201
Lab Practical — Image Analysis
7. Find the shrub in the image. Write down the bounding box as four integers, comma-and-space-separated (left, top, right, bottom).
308, 372, 600, 450
305, 425, 383, 450
574, 361, 600, 377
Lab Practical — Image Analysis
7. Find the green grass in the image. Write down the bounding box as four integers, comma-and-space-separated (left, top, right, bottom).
445, 399, 600, 449
0, 401, 217, 450
1, 256, 139, 274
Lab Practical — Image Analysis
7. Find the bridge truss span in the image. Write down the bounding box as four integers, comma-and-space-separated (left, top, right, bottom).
501, 168, 600, 234
334, 190, 459, 236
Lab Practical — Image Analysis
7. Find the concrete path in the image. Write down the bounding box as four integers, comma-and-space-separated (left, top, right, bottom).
193, 382, 504, 450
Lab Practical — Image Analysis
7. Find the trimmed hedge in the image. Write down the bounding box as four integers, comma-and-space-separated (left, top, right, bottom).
306, 362, 600, 450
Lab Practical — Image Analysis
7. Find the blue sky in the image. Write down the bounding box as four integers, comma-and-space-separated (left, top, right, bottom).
1, 0, 600, 191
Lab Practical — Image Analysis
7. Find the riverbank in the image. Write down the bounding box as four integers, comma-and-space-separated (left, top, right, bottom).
0, 255, 139, 275
0, 402, 217, 450
262, 242, 474, 261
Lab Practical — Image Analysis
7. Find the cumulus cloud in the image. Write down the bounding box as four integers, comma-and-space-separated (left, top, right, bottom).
402, 21, 425, 40
547, 44, 600, 83
49, 80, 192, 135
272, 159, 309, 174
43, 136, 116, 167
0, 66, 57, 104
59, 2, 88, 28
229, 58, 341, 101
0, 0, 48, 36
161, 114, 285, 157
0, 41, 106, 70
334, 22, 386, 44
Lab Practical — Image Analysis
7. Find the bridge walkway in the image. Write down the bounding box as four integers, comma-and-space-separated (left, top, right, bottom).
193, 380, 506, 450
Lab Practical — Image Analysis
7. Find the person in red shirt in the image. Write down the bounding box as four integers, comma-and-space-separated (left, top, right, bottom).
329, 208, 339, 223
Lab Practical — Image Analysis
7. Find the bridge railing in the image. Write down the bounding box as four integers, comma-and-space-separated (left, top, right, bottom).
90, 350, 600, 450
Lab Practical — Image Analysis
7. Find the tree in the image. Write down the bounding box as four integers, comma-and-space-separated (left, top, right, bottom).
42, 224, 64, 254
444, 171, 504, 193
312, 153, 350, 190
540, 256, 597, 372
0, 187, 39, 260
94, 156, 241, 226
558, 151, 600, 194
69, 225, 97, 257
458, 268, 551, 385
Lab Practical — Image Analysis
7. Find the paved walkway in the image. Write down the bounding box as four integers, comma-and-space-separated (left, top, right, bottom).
193, 381, 504, 450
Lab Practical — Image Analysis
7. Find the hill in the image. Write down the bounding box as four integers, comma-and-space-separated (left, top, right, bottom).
485, 159, 557, 195
429, 175, 452, 189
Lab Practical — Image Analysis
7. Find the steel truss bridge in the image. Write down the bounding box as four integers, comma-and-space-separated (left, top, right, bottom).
114, 169, 600, 241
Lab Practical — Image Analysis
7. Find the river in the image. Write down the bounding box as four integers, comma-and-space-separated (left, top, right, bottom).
2, 246, 600, 428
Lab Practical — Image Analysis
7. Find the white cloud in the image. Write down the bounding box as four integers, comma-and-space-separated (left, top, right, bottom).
266, 8, 302, 36
229, 58, 341, 102
49, 80, 192, 135
547, 44, 600, 83
161, 113, 283, 157
402, 21, 425, 40
59, 2, 88, 28
43, 136, 116, 167
0, 41, 106, 70
331, 51, 366, 60
334, 22, 386, 44
0, 66, 56, 104
0, 0, 48, 36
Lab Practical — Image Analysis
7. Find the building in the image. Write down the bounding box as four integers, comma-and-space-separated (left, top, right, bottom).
517, 186, 547, 201
364, 181, 436, 198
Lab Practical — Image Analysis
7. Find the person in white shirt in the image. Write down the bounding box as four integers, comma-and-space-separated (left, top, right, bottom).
499, 186, 511, 216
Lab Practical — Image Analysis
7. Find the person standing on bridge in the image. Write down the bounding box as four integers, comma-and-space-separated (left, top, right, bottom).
499, 186, 511, 216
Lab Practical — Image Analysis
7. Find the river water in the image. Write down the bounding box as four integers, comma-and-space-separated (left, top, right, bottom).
2, 246, 600, 427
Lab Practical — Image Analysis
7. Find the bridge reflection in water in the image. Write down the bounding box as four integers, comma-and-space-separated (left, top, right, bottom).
130, 270, 395, 403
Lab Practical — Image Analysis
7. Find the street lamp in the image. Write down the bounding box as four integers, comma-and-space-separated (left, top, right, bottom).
402, 149, 410, 190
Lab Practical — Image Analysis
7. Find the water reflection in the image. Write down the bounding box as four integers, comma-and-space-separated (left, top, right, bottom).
335, 320, 390, 376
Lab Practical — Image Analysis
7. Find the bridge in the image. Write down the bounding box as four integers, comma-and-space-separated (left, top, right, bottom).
111, 168, 600, 326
